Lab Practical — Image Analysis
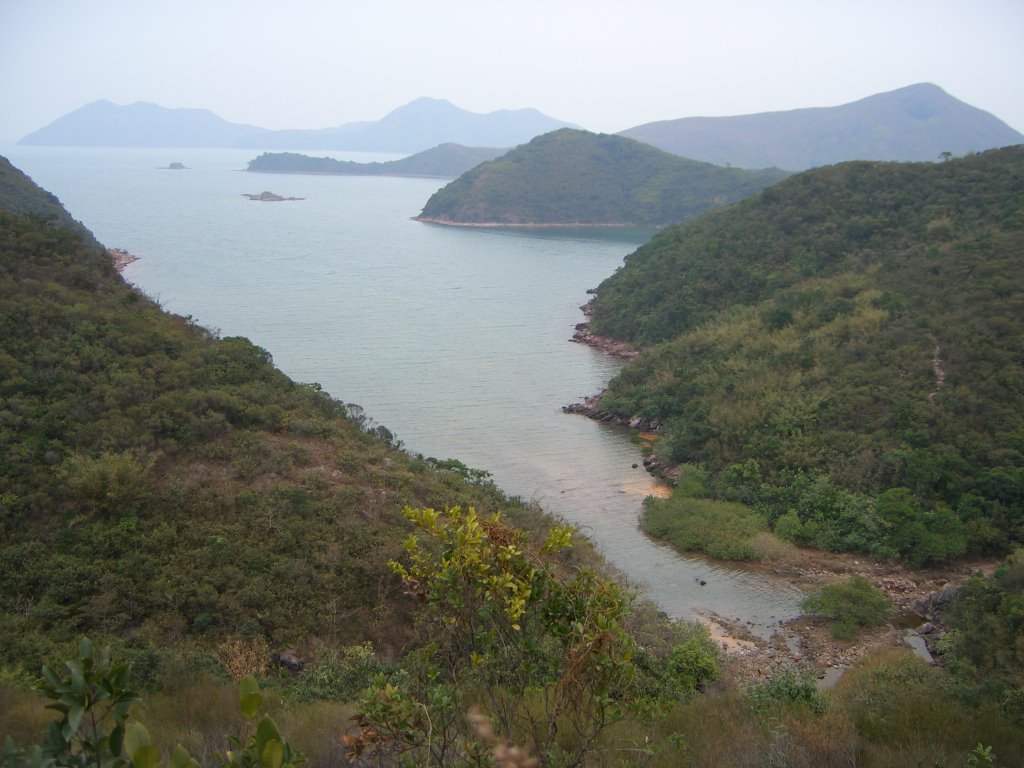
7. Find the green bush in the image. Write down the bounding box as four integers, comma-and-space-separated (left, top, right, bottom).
748, 667, 825, 715
286, 644, 390, 703
633, 623, 720, 709
801, 575, 890, 639
641, 493, 767, 560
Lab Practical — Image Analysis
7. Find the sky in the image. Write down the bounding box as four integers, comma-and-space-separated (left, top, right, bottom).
1, 0, 1022, 144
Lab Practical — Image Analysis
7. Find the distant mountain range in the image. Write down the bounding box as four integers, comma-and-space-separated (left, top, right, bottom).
416, 129, 790, 227
18, 98, 576, 153
21, 84, 1021, 171
620, 83, 1024, 170
246, 144, 507, 178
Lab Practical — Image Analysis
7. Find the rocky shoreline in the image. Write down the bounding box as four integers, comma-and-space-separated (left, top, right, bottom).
414, 216, 633, 228
712, 553, 993, 687
568, 320, 640, 360
559, 307, 994, 686
563, 305, 668, 476
108, 248, 139, 272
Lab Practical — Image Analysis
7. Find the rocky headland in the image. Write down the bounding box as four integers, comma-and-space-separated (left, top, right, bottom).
108, 247, 139, 272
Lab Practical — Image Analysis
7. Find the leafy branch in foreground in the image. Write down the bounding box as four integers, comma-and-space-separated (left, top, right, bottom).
1, 640, 301, 768
343, 506, 718, 766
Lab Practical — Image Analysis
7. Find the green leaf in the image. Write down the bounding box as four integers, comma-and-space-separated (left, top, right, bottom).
133, 743, 161, 768
170, 744, 197, 768
40, 665, 62, 692
123, 723, 152, 760
260, 739, 284, 768
239, 674, 263, 720
254, 716, 282, 759
109, 723, 125, 756
64, 705, 85, 739
67, 661, 85, 695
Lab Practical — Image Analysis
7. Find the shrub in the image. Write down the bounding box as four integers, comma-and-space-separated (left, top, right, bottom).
801, 575, 890, 639
288, 644, 389, 703
748, 667, 825, 715
633, 623, 720, 708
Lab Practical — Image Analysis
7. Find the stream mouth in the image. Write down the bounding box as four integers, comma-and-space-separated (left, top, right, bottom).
527, 439, 806, 640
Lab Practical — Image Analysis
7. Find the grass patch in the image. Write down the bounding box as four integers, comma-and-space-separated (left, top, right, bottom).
641, 492, 767, 561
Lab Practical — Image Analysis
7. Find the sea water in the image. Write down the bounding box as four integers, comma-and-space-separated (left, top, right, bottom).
4, 146, 802, 634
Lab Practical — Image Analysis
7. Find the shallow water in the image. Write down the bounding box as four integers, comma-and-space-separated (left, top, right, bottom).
5, 145, 804, 635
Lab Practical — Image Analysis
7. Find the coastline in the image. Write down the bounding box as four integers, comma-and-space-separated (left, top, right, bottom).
414, 216, 634, 229
560, 309, 993, 684
108, 248, 139, 272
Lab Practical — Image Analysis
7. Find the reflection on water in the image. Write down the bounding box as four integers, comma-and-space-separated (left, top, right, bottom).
6, 146, 803, 634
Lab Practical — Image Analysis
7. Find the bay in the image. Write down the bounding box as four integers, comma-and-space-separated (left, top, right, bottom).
4, 146, 802, 635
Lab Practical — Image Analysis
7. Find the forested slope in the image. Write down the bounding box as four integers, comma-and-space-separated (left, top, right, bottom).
0, 158, 593, 678
0, 160, 737, 768
590, 147, 1024, 564
0, 156, 100, 247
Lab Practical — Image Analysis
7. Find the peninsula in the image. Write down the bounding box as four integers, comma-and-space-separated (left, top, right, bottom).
416, 129, 790, 227
246, 143, 505, 179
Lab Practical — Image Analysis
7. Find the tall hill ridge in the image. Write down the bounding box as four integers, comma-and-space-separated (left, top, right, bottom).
19, 97, 575, 153
621, 83, 1024, 170
417, 129, 790, 227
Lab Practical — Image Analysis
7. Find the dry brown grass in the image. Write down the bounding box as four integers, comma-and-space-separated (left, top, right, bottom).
0, 684, 57, 745
750, 531, 800, 563
214, 636, 270, 680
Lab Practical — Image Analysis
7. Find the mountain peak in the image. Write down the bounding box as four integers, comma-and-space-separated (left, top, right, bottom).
620, 83, 1023, 170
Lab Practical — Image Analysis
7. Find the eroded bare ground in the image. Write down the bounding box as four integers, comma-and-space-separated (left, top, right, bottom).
704, 549, 998, 683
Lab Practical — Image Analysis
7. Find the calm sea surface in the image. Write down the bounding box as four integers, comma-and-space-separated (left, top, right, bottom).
4, 146, 802, 635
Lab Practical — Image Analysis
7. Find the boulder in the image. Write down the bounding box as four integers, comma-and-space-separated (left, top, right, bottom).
913, 585, 963, 621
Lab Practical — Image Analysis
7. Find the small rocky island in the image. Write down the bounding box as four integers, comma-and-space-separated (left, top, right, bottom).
243, 191, 305, 202
163, 162, 188, 170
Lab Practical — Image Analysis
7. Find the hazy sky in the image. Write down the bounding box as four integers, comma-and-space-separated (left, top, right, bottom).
1, 0, 1022, 143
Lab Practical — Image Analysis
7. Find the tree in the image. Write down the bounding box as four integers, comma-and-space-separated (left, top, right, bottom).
345, 506, 638, 766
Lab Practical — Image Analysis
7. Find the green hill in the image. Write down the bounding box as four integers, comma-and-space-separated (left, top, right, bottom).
589, 147, 1024, 565
416, 129, 790, 227
0, 157, 100, 247
3, 158, 1024, 768
620, 83, 1024, 170
246, 143, 506, 178
0, 159, 729, 768
0, 156, 597, 677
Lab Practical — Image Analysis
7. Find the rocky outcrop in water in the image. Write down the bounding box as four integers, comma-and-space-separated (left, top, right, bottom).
243, 191, 305, 202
